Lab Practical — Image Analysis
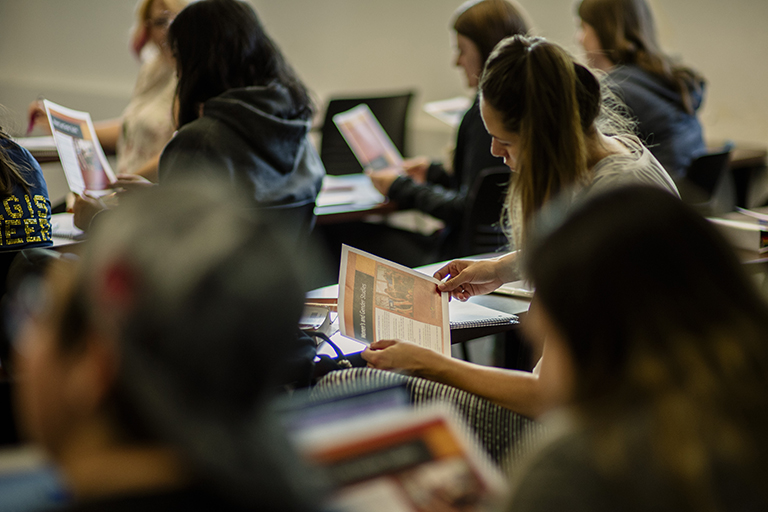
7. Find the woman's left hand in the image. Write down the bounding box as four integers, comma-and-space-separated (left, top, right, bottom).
361, 338, 441, 374
366, 168, 401, 196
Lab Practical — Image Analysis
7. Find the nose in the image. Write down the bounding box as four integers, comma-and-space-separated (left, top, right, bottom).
490, 138, 504, 158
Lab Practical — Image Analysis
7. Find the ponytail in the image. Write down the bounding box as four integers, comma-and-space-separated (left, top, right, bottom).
480, 36, 600, 244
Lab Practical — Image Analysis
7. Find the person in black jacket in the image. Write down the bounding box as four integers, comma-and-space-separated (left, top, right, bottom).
369, 0, 530, 258
577, 0, 706, 178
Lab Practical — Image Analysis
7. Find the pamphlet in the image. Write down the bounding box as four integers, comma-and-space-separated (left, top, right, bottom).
295, 406, 506, 512
338, 245, 450, 356
332, 104, 403, 171
43, 100, 116, 196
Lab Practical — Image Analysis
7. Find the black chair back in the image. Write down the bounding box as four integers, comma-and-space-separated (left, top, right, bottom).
320, 92, 414, 175
461, 166, 512, 255
677, 142, 735, 216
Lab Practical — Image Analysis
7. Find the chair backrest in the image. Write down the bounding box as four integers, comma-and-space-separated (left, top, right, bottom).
319, 92, 414, 176
461, 166, 512, 256
677, 142, 735, 216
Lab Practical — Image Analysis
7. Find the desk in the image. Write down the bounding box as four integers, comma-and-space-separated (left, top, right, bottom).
314, 173, 395, 225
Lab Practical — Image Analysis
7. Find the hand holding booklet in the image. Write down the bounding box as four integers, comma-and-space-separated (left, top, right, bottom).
42, 100, 116, 196
339, 245, 452, 356
337, 246, 519, 357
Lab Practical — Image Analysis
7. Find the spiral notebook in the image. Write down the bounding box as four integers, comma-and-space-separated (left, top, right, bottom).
449, 301, 519, 330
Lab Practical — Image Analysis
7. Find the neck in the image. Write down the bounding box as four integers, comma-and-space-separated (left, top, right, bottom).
57, 423, 187, 500
589, 53, 615, 73
584, 130, 629, 170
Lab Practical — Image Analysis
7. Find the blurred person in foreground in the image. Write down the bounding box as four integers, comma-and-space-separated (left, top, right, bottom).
508, 186, 768, 511
13, 180, 318, 511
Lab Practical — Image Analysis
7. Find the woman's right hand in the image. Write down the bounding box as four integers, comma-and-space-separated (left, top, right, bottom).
27, 101, 51, 135
434, 256, 517, 301
402, 157, 430, 184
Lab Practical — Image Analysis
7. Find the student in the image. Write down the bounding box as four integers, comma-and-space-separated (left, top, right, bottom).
0, 130, 52, 249
577, 0, 707, 178
361, 35, 678, 418
13, 182, 317, 511
158, 0, 324, 206
368, 0, 530, 258
73, 0, 325, 230
506, 186, 768, 511
29, 0, 188, 181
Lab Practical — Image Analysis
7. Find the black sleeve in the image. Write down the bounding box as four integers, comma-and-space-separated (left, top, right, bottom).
387, 175, 466, 225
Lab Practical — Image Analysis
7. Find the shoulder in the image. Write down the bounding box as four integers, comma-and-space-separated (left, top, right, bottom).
589, 138, 678, 197
509, 431, 616, 512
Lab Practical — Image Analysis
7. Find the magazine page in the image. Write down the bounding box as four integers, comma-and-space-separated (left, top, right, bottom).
43, 100, 116, 195
338, 245, 450, 356
332, 104, 403, 171
296, 406, 506, 512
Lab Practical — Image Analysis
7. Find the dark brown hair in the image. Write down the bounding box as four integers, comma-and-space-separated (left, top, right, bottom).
0, 130, 34, 197
168, 0, 314, 128
453, 0, 530, 64
578, 0, 704, 114
525, 186, 768, 511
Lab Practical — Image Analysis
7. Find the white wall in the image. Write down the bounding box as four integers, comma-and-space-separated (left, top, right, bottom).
1, 0, 766, 160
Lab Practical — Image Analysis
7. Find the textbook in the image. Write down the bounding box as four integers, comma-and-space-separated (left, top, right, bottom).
294, 405, 507, 512
42, 100, 116, 196
332, 104, 403, 171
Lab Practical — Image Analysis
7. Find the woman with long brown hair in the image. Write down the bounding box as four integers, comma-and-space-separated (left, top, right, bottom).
507, 185, 768, 511
577, 0, 706, 177
361, 35, 678, 418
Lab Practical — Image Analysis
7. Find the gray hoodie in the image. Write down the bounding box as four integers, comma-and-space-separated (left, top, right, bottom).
159, 82, 325, 206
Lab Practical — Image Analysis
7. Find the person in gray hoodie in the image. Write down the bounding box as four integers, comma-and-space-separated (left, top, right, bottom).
160, 0, 325, 206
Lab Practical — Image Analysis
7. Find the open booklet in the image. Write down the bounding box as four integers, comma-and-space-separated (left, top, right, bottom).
339, 245, 451, 357
43, 100, 116, 196
333, 104, 403, 171
337, 246, 519, 357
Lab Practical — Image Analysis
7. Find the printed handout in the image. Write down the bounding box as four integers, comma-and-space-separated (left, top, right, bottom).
338, 245, 450, 356
332, 104, 403, 171
43, 100, 116, 196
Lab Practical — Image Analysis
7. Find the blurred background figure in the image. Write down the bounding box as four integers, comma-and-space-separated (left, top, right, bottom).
12, 180, 318, 510
508, 185, 768, 511
577, 0, 707, 178
369, 0, 530, 259
28, 0, 189, 181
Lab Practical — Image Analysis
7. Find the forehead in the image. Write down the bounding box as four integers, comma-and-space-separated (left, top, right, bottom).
480, 97, 505, 134
149, 0, 169, 17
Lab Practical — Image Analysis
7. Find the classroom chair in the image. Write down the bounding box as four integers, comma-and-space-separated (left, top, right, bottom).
676, 142, 735, 216
319, 92, 414, 175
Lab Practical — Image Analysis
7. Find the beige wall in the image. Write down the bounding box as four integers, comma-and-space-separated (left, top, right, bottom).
1, 0, 766, 160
